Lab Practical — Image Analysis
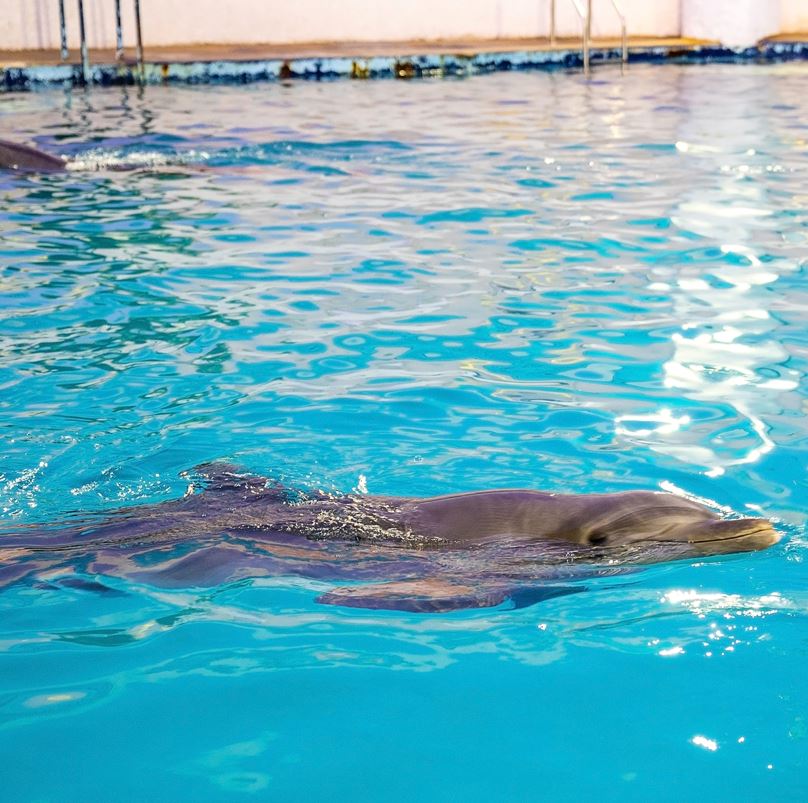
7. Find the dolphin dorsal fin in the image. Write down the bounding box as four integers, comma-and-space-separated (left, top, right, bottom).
188, 461, 281, 496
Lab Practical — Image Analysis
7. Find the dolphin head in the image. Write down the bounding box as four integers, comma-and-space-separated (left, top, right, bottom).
566, 491, 780, 560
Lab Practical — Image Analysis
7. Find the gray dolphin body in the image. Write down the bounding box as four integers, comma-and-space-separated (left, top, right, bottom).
0, 138, 67, 171
0, 463, 780, 612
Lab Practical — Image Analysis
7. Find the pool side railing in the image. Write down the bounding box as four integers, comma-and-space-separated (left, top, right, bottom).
569, 0, 627, 75
609, 0, 629, 64
57, 0, 146, 85
569, 0, 592, 75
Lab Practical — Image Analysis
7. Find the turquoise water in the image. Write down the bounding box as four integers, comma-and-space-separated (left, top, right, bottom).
1, 62, 807, 800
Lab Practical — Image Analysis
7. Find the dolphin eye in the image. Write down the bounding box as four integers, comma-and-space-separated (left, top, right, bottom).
588, 532, 609, 546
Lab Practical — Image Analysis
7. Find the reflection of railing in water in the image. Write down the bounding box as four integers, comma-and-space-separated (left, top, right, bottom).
57, 0, 145, 84
554, 0, 627, 75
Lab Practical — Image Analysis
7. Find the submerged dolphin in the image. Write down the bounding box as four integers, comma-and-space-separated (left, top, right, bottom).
0, 137, 186, 173
0, 138, 68, 171
0, 463, 780, 612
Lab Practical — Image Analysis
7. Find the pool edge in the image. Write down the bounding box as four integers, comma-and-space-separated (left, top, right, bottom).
1, 37, 807, 90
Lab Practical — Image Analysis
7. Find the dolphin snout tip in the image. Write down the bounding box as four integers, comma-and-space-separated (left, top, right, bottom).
749, 520, 781, 547
734, 519, 783, 550
687, 517, 782, 554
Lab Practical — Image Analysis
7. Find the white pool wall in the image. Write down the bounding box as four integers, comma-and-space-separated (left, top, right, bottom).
0, 0, 804, 52
682, 0, 778, 47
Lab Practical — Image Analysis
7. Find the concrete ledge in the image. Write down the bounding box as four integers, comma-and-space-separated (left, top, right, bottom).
761, 32, 808, 42
0, 36, 713, 65
1, 35, 807, 90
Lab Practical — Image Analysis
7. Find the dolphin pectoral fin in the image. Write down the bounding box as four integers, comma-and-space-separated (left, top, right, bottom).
506, 584, 586, 609
317, 579, 588, 613
36, 576, 127, 597
317, 579, 511, 613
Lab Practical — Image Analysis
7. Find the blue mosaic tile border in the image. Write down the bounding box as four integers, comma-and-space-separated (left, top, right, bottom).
1, 40, 806, 91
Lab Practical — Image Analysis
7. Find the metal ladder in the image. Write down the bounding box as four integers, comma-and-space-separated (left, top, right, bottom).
550, 0, 628, 75
57, 0, 145, 84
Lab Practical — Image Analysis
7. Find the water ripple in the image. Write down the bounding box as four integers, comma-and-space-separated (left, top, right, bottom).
2, 63, 808, 800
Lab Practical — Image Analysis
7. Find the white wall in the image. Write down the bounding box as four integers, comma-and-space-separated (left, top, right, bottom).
682, 0, 781, 46
782, 0, 808, 32
544, 0, 680, 39
0, 0, 799, 52
0, 0, 679, 51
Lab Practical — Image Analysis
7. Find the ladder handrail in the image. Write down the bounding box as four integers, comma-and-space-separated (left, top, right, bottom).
115, 0, 124, 62
54, 0, 145, 84
77, 0, 90, 83
568, 0, 627, 73
608, 0, 628, 63
58, 0, 68, 60
569, 0, 591, 75
550, 0, 556, 46
134, 0, 145, 80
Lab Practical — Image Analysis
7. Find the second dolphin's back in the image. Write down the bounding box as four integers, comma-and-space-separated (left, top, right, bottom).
0, 138, 67, 171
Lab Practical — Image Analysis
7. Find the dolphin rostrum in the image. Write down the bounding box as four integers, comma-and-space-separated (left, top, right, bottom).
0, 463, 781, 612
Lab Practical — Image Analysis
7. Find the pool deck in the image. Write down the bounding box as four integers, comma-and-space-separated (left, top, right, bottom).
0, 36, 717, 66
1, 33, 807, 88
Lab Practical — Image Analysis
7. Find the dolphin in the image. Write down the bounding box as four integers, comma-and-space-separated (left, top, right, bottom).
0, 138, 68, 171
0, 137, 154, 173
0, 137, 189, 173
0, 463, 781, 612
0, 136, 248, 174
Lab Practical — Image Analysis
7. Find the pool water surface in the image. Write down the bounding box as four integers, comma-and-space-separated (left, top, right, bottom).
1, 63, 807, 801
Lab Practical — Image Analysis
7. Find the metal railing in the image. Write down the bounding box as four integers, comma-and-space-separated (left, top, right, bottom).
115, 0, 124, 62
58, 0, 145, 84
608, 0, 628, 63
134, 0, 145, 80
550, 0, 556, 46
557, 0, 627, 74
77, 0, 89, 82
569, 0, 592, 75
58, 0, 68, 61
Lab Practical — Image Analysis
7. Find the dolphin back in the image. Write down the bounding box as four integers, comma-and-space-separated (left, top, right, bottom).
0, 138, 67, 171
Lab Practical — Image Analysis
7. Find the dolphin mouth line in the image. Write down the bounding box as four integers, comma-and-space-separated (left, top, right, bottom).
686, 523, 776, 544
